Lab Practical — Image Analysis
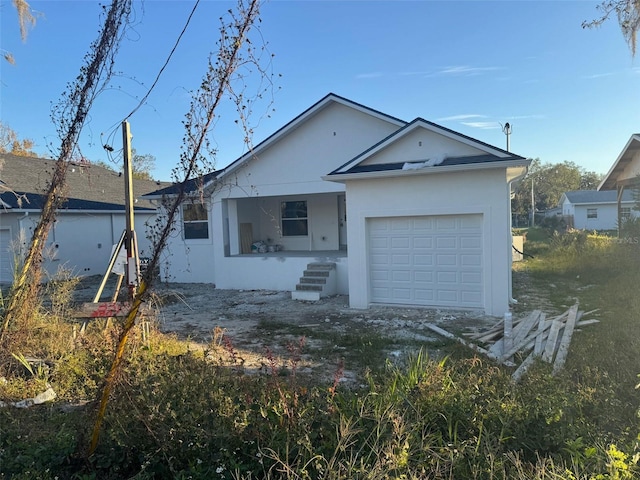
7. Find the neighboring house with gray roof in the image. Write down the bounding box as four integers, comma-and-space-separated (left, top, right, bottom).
144, 93, 530, 316
0, 154, 169, 283
559, 190, 637, 230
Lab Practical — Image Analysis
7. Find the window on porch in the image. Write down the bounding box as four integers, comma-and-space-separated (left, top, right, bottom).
183, 202, 209, 239
281, 201, 308, 236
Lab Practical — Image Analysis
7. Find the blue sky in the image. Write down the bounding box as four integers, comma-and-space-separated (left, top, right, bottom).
1, 0, 639, 180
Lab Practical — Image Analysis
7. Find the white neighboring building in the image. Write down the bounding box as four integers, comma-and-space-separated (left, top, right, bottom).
560, 190, 637, 231
0, 154, 168, 283
146, 93, 530, 316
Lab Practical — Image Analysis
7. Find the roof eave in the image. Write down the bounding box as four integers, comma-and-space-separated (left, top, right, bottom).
598, 134, 640, 191
323, 159, 531, 183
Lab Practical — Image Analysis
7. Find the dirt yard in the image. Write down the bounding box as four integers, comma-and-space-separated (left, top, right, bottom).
72, 276, 504, 384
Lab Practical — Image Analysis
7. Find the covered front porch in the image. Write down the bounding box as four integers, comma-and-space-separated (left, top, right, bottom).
222, 192, 347, 256
214, 192, 349, 295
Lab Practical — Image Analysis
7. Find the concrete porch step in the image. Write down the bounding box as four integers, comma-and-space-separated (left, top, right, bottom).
292, 261, 337, 301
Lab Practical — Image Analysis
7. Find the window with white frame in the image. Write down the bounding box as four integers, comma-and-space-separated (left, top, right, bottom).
621, 207, 631, 220
281, 200, 308, 236
587, 208, 598, 219
182, 202, 209, 239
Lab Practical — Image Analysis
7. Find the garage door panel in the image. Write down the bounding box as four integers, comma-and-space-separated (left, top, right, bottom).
370, 237, 390, 249
412, 236, 433, 248
369, 215, 483, 309
391, 218, 411, 231
435, 217, 456, 230
413, 254, 433, 266
412, 217, 433, 229
392, 270, 411, 282
415, 289, 434, 301
460, 236, 481, 249
461, 291, 483, 304
461, 271, 482, 284
392, 254, 410, 264
460, 216, 482, 229
436, 254, 457, 266
437, 271, 457, 283
461, 254, 481, 266
437, 289, 458, 302
391, 237, 410, 248
414, 271, 433, 283
436, 236, 457, 248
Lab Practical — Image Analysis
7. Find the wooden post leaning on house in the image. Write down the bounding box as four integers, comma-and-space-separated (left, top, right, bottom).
122, 121, 140, 300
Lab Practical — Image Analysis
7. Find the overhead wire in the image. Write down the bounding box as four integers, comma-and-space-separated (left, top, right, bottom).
123, 0, 200, 121
101, 0, 201, 153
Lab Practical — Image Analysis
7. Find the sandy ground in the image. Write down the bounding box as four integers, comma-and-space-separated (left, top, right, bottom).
72, 276, 503, 384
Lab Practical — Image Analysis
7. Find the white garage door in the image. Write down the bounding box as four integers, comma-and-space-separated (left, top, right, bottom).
369, 214, 483, 308
0, 229, 12, 284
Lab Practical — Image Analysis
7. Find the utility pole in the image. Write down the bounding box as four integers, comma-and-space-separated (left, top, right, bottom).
122, 121, 139, 298
531, 179, 535, 228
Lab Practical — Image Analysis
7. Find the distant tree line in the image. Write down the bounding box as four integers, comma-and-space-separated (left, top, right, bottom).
511, 159, 604, 224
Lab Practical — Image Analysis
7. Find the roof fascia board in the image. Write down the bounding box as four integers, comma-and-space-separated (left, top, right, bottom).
324, 159, 530, 182
334, 119, 515, 174
571, 200, 634, 206
598, 134, 640, 190
219, 93, 406, 179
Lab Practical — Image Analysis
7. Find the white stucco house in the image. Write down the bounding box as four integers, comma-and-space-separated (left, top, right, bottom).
560, 190, 637, 230
598, 133, 640, 231
0, 154, 168, 283
146, 93, 530, 316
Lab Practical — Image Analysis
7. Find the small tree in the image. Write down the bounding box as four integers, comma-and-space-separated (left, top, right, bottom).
93, 148, 156, 179
0, 121, 36, 156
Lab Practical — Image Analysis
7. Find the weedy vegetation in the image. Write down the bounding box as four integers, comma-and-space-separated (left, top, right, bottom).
0, 227, 639, 478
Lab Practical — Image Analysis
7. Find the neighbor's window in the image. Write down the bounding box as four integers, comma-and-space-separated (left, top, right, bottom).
621, 207, 631, 220
183, 202, 209, 239
587, 208, 598, 219
281, 201, 308, 236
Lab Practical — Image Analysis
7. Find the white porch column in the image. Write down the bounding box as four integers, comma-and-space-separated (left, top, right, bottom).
227, 199, 240, 255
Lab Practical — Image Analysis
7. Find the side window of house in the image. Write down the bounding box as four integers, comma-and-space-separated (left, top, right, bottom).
587, 208, 598, 219
183, 202, 209, 239
621, 207, 631, 220
281, 201, 308, 236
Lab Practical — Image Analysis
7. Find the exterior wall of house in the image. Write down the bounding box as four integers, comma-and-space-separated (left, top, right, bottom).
216, 102, 400, 200
561, 198, 575, 217
159, 203, 215, 283
0, 211, 156, 283
344, 168, 512, 317
572, 202, 637, 230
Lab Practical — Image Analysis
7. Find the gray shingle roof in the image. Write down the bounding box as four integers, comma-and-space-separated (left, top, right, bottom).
563, 190, 635, 205
0, 154, 170, 211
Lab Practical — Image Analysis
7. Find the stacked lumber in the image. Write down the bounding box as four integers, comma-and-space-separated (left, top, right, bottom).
426, 302, 599, 381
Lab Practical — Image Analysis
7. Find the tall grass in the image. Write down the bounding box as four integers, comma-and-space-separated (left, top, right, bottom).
2, 231, 640, 478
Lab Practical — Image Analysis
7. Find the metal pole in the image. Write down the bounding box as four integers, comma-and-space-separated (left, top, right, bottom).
503, 122, 511, 152
531, 179, 535, 227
